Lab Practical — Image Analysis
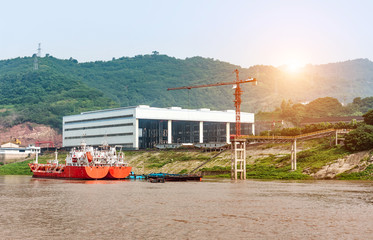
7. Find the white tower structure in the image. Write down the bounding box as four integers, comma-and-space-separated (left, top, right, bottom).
33, 54, 38, 70
33, 43, 41, 70
37, 43, 41, 57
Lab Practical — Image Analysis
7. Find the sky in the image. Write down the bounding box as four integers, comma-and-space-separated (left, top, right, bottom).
1, 0, 372, 68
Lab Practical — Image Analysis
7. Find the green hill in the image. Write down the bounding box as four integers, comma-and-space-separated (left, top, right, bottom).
1, 54, 373, 130
0, 67, 117, 129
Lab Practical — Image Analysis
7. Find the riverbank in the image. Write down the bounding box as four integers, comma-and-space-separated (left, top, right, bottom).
1, 139, 372, 180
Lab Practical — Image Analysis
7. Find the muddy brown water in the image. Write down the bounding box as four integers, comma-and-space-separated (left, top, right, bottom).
1, 176, 373, 239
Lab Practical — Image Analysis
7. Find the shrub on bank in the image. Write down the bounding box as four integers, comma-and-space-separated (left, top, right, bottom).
246, 164, 310, 180
344, 125, 373, 151
0, 160, 34, 175
337, 164, 373, 180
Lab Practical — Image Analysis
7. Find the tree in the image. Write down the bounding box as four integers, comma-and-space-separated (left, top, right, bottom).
353, 97, 362, 106
363, 109, 373, 125
280, 99, 293, 118
305, 97, 343, 118
344, 125, 373, 151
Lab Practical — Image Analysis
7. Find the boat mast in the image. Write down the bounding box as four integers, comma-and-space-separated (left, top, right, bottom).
54, 149, 58, 164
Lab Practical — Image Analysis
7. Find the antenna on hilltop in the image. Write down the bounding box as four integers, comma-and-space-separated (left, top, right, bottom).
33, 43, 41, 70
33, 54, 38, 70
37, 43, 41, 57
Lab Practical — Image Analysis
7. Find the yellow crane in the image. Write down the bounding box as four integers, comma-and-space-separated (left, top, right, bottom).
2, 138, 21, 145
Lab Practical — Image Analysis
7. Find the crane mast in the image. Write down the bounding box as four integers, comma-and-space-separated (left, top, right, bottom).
167, 69, 257, 137
233, 69, 242, 137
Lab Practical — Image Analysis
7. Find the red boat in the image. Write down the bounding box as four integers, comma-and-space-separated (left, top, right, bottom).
29, 142, 131, 180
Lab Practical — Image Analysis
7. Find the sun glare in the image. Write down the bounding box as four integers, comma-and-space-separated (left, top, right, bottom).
285, 63, 304, 74
287, 63, 302, 73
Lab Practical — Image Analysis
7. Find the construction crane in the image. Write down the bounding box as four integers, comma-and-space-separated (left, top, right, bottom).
2, 138, 21, 145
167, 69, 257, 137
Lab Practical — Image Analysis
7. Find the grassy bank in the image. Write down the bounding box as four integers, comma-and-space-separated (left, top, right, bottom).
1, 141, 371, 180
337, 164, 373, 180
124, 150, 220, 174
199, 140, 355, 180
0, 159, 34, 175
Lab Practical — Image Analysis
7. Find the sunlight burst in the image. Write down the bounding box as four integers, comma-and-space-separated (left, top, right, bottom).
286, 63, 302, 73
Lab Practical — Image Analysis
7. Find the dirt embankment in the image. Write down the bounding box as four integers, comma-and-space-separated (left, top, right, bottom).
246, 143, 373, 179
0, 122, 62, 147
126, 143, 296, 175
126, 143, 372, 179
311, 151, 373, 179
126, 150, 230, 175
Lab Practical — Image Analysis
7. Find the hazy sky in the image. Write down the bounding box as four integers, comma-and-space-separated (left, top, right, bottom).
1, 0, 372, 67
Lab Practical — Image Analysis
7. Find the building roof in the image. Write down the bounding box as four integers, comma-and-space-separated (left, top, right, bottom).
135, 105, 254, 123
1, 142, 20, 148
300, 116, 364, 125
64, 105, 255, 124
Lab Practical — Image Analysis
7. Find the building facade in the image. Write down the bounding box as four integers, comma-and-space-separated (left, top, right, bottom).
63, 105, 255, 149
0, 143, 40, 163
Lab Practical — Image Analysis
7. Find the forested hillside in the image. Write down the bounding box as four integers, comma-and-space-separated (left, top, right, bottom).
0, 67, 117, 129
1, 54, 373, 130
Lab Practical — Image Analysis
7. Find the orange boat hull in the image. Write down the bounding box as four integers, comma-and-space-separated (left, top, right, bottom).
105, 166, 132, 179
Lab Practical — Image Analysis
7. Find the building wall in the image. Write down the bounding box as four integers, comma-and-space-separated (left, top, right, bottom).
63, 107, 136, 148
63, 106, 255, 149
0, 147, 40, 164
0, 153, 36, 163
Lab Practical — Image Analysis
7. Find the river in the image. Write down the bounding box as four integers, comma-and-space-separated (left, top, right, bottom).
1, 176, 373, 239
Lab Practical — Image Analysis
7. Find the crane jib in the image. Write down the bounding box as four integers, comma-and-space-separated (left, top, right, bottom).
167, 78, 256, 91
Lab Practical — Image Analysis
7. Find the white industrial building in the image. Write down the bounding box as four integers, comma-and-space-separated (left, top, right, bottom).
0, 143, 40, 163
63, 105, 255, 149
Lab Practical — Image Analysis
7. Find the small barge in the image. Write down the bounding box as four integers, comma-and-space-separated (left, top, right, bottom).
147, 173, 202, 183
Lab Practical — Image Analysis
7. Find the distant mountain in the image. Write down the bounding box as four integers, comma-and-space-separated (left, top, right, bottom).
294, 58, 373, 103
0, 54, 372, 129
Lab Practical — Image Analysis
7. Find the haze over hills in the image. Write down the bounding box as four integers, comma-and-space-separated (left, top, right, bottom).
0, 54, 373, 130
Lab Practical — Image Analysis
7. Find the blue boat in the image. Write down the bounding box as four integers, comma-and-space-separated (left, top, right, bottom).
126, 172, 147, 180
147, 172, 202, 182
